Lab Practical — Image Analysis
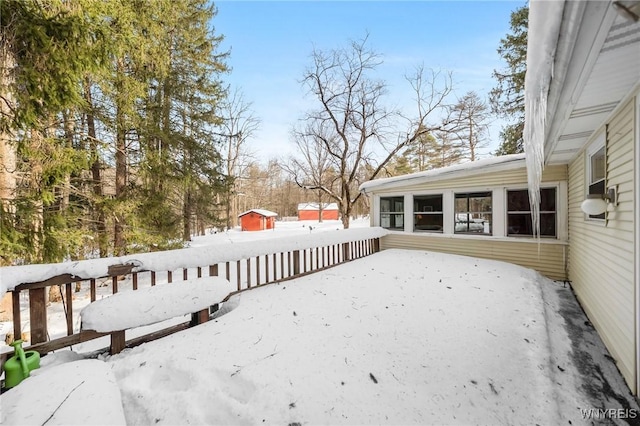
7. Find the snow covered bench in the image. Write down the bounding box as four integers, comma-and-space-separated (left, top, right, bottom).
80, 277, 236, 354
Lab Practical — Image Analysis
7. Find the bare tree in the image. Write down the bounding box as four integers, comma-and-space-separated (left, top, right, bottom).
283, 124, 336, 222
449, 91, 490, 161
295, 36, 453, 228
218, 89, 260, 228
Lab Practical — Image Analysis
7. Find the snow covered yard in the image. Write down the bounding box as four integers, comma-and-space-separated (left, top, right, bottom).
3, 246, 638, 425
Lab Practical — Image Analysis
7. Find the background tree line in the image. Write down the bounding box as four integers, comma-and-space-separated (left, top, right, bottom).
0, 0, 234, 265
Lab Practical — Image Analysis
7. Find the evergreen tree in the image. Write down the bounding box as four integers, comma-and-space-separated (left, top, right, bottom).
0, 0, 229, 263
490, 4, 528, 155
0, 0, 106, 263
450, 91, 490, 161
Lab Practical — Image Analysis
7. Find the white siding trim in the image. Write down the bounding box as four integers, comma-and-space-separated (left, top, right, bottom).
403, 194, 413, 233
558, 180, 569, 241
493, 189, 506, 237
443, 191, 455, 234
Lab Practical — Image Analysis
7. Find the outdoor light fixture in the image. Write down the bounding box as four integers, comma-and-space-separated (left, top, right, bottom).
580, 186, 618, 216
613, 1, 640, 21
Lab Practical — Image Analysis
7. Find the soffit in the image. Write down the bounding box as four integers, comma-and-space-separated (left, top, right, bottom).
547, 9, 640, 165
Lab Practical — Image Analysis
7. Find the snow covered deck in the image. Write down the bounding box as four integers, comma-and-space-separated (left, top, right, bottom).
2, 249, 636, 424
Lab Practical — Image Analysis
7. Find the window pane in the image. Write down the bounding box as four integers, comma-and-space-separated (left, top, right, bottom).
455, 192, 492, 235
591, 147, 605, 183
380, 197, 404, 230
540, 188, 556, 211
507, 188, 556, 212
380, 197, 403, 213
541, 213, 556, 237
506, 188, 557, 237
507, 213, 556, 237
414, 195, 442, 212
507, 190, 528, 211
414, 214, 443, 232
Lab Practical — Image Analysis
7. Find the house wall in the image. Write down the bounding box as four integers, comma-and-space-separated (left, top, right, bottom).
369, 164, 569, 280
567, 96, 637, 393
369, 164, 567, 194
380, 234, 567, 280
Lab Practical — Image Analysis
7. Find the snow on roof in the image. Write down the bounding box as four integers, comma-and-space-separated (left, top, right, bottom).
238, 209, 278, 218
359, 154, 526, 193
297, 202, 339, 211
0, 227, 389, 294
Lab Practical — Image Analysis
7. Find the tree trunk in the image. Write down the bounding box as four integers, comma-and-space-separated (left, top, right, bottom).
60, 110, 75, 212
183, 189, 192, 242
0, 31, 17, 210
84, 79, 108, 257
114, 60, 127, 256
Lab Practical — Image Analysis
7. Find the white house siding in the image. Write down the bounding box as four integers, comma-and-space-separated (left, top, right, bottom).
380, 234, 567, 280
369, 165, 567, 193
369, 164, 568, 280
567, 97, 636, 393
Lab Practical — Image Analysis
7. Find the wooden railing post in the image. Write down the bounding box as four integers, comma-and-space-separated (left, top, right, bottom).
342, 242, 350, 262
293, 250, 300, 275
247, 258, 252, 288
236, 261, 241, 291
90, 279, 97, 302
374, 237, 380, 253
209, 264, 218, 276
256, 256, 261, 285
12, 290, 21, 341
29, 288, 47, 344
65, 283, 73, 336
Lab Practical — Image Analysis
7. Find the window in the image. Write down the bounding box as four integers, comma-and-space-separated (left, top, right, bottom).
413, 195, 443, 232
380, 197, 404, 230
588, 146, 606, 220
507, 188, 556, 237
454, 192, 492, 234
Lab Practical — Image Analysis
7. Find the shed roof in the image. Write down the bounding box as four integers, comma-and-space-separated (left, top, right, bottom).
238, 209, 278, 218
297, 202, 339, 211
359, 154, 525, 193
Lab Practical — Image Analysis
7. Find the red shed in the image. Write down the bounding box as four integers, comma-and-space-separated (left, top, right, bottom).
297, 203, 339, 221
238, 209, 278, 231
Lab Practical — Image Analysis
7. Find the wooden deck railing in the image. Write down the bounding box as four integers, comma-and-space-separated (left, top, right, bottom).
2, 235, 381, 366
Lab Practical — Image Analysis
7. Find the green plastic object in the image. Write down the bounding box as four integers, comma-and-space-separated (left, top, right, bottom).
2, 339, 40, 389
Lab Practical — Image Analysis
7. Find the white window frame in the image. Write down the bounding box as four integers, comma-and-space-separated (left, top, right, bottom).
412, 193, 444, 233
585, 131, 606, 221
453, 190, 493, 236
505, 186, 558, 238
378, 195, 405, 231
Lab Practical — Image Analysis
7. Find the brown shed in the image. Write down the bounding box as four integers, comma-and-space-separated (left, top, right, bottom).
238, 209, 278, 231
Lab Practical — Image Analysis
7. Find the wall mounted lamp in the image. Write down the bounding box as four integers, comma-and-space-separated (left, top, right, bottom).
580, 186, 618, 216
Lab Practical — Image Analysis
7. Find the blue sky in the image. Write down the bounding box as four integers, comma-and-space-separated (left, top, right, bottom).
212, 1, 524, 161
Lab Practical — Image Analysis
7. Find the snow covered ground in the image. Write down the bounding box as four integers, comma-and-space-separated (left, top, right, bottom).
1, 219, 639, 425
